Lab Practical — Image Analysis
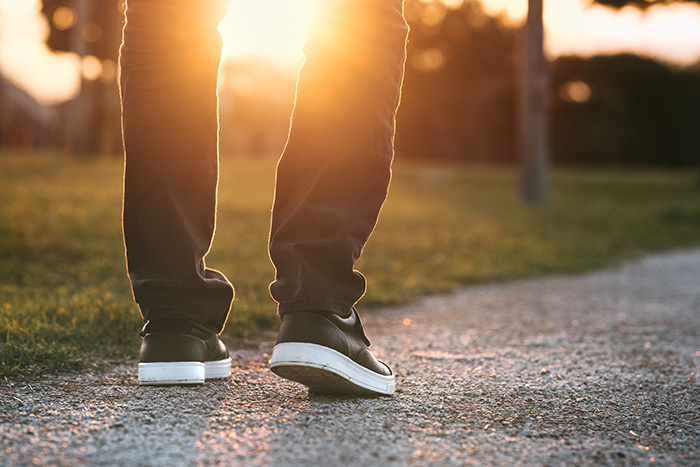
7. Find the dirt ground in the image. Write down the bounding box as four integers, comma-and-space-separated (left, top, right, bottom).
2, 249, 699, 466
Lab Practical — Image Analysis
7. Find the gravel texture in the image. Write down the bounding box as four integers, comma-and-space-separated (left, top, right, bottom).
2, 249, 700, 466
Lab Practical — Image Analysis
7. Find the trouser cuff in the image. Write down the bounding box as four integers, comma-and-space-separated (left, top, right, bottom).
277, 299, 355, 318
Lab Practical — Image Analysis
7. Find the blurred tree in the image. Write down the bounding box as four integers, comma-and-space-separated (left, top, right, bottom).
551, 54, 700, 167
41, 0, 124, 156
593, 0, 700, 184
396, 1, 517, 163
397, 0, 548, 204
397, 0, 700, 171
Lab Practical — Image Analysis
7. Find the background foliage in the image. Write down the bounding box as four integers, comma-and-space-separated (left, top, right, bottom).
23, 0, 700, 166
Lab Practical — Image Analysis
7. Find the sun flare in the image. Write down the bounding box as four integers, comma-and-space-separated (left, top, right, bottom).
3, 0, 700, 105
218, 0, 311, 62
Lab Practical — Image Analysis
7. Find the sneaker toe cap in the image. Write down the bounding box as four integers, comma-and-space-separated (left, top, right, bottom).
356, 348, 392, 376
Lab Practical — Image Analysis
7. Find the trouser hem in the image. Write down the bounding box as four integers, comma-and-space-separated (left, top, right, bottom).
277, 299, 355, 318
142, 305, 231, 336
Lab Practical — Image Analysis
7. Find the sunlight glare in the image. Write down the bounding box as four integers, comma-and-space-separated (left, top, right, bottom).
480, 0, 700, 64
3, 0, 700, 105
0, 0, 80, 103
219, 0, 311, 62
480, 0, 527, 23
544, 0, 700, 64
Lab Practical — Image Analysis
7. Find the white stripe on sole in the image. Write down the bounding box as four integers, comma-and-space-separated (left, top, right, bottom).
138, 358, 231, 385
269, 342, 395, 396
205, 357, 232, 380
138, 361, 205, 385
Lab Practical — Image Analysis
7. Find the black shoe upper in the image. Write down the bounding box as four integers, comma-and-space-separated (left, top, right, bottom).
139, 318, 229, 363
276, 308, 392, 376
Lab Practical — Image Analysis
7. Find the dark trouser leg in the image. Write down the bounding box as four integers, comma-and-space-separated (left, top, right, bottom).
120, 0, 233, 334
269, 0, 408, 316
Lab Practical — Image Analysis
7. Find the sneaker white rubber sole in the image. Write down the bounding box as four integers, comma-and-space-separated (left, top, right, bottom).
138, 357, 232, 385
270, 342, 395, 396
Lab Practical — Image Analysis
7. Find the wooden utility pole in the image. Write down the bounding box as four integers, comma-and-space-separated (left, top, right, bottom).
519, 0, 549, 204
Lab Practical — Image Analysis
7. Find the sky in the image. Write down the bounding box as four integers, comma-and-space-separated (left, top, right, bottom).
3, 0, 700, 104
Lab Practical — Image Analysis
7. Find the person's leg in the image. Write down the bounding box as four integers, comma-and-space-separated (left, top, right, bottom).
120, 0, 232, 334
268, 0, 408, 395
269, 0, 408, 316
120, 0, 233, 384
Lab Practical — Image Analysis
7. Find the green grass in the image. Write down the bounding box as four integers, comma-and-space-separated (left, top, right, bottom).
2, 152, 700, 377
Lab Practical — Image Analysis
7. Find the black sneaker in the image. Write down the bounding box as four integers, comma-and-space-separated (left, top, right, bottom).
137, 318, 231, 385
269, 308, 395, 396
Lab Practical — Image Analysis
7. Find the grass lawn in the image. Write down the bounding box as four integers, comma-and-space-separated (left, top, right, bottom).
2, 152, 700, 377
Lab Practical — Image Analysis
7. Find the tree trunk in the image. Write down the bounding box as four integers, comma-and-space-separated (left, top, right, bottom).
519, 0, 549, 204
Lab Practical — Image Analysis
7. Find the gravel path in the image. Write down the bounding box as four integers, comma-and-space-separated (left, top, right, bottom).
2, 249, 700, 466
